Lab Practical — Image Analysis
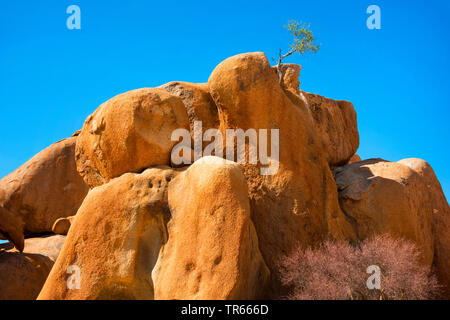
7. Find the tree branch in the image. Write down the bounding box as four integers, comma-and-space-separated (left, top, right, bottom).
277, 48, 296, 83
278, 48, 295, 66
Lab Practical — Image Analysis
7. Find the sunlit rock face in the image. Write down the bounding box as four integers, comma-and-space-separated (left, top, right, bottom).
0, 52, 448, 299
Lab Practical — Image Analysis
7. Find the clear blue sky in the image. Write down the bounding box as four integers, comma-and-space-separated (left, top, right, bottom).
1, 0, 449, 203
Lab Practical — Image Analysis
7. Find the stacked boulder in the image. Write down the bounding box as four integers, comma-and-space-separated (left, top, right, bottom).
0, 52, 448, 299
0, 135, 89, 251
0, 235, 65, 300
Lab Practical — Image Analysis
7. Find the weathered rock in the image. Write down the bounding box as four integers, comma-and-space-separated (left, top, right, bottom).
348, 153, 362, 164
38, 167, 177, 300
0, 251, 53, 300
52, 216, 75, 235
1, 234, 65, 262
0, 235, 65, 300
23, 235, 66, 261
271, 63, 359, 166
160, 82, 219, 134
302, 91, 359, 166
273, 63, 302, 94
0, 137, 89, 251
153, 156, 269, 299
75, 88, 190, 188
398, 158, 450, 295
0, 207, 24, 253
161, 82, 220, 163
334, 159, 434, 265
208, 52, 355, 294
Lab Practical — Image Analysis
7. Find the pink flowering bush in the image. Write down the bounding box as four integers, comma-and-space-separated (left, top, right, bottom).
278, 235, 440, 300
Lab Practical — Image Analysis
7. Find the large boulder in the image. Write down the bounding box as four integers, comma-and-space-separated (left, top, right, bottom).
160, 81, 219, 135
75, 88, 190, 188
38, 166, 177, 300
0, 137, 89, 251
153, 157, 269, 299
273, 63, 359, 166
0, 235, 65, 300
161, 82, 220, 161
303, 91, 359, 166
334, 159, 434, 265
208, 52, 355, 294
0, 208, 24, 253
19, 235, 66, 262
40, 157, 269, 300
398, 158, 450, 295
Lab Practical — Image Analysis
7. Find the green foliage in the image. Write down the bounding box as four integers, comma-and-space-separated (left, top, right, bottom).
278, 20, 320, 64
285, 20, 320, 55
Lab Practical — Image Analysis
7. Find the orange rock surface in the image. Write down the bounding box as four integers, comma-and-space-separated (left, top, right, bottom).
398, 158, 450, 294
0, 235, 65, 300
75, 88, 189, 187
52, 216, 75, 235
153, 157, 269, 299
0, 52, 446, 300
0, 137, 89, 251
38, 167, 177, 299
208, 52, 356, 294
334, 159, 434, 265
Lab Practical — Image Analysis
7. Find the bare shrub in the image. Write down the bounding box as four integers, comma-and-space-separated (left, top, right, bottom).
278, 235, 440, 300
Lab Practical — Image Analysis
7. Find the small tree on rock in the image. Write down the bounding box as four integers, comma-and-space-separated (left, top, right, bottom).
277, 20, 320, 82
